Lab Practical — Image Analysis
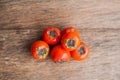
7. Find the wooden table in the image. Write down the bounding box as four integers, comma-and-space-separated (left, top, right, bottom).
0, 0, 120, 80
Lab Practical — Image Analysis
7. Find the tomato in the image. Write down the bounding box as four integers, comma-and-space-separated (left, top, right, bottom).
31, 41, 49, 60
61, 32, 81, 51
42, 27, 61, 45
71, 42, 90, 61
51, 45, 70, 62
61, 26, 79, 36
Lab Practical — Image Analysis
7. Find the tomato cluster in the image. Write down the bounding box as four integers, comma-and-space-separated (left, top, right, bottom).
31, 26, 90, 62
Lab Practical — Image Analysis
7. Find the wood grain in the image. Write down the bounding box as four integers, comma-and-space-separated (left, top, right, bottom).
0, 0, 120, 80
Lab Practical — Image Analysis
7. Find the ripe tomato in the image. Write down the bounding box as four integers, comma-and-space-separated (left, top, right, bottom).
61, 32, 81, 51
61, 26, 79, 36
51, 45, 70, 62
31, 41, 49, 60
42, 27, 61, 45
71, 42, 90, 61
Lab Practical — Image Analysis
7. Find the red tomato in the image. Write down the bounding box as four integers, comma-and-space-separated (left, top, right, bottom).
61, 26, 79, 36
51, 45, 70, 62
61, 32, 81, 51
42, 27, 61, 45
71, 42, 90, 61
31, 41, 49, 60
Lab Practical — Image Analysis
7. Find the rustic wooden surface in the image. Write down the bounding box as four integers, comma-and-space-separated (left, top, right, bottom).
0, 0, 120, 80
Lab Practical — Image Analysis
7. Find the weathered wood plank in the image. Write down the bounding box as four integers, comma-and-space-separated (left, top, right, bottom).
0, 0, 120, 80
0, 28, 120, 80
0, 0, 120, 29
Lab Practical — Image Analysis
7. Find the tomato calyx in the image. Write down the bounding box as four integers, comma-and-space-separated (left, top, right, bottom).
65, 39, 76, 48
78, 46, 86, 55
36, 47, 48, 59
47, 30, 58, 39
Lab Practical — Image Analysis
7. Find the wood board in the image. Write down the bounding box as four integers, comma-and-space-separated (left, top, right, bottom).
0, 0, 120, 80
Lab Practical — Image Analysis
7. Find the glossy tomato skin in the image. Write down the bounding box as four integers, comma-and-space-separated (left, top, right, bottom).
61, 32, 81, 51
51, 45, 70, 62
61, 26, 79, 36
31, 40, 49, 60
42, 27, 61, 45
71, 42, 90, 61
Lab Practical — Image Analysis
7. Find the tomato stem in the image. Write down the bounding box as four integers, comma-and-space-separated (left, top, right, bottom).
48, 30, 57, 39
66, 39, 75, 48
78, 46, 85, 55
36, 47, 47, 58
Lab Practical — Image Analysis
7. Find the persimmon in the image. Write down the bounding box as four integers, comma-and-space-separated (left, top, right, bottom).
61, 32, 81, 51
71, 42, 90, 61
42, 27, 61, 45
31, 41, 49, 60
51, 45, 70, 62
61, 26, 79, 36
